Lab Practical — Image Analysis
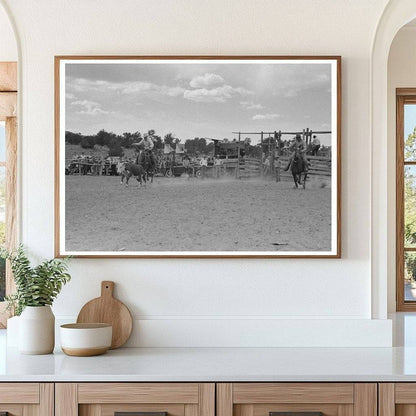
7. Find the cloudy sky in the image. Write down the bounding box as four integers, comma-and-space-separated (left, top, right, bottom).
65, 60, 333, 145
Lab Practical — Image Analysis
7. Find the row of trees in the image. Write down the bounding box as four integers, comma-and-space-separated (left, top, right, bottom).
65, 129, 215, 156
66, 130, 153, 156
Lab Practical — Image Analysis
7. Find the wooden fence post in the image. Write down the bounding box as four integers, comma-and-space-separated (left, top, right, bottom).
236, 132, 241, 179
260, 131, 264, 175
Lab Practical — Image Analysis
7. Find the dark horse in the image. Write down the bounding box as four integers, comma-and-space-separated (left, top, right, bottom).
138, 150, 154, 184
291, 150, 308, 189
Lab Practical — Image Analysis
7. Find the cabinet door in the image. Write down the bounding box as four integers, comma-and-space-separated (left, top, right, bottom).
0, 383, 53, 416
56, 383, 215, 416
217, 383, 377, 416
379, 383, 416, 416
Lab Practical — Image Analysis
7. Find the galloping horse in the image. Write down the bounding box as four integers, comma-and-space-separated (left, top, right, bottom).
117, 161, 147, 187
291, 150, 308, 189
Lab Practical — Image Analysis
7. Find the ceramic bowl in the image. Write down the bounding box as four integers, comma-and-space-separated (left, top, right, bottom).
60, 323, 112, 356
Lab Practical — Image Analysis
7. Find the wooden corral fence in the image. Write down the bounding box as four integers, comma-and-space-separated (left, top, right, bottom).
239, 158, 262, 179
218, 158, 260, 178
276, 155, 331, 181
221, 156, 331, 180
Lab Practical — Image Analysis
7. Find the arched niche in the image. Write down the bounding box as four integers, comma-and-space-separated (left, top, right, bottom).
0, 2, 17, 61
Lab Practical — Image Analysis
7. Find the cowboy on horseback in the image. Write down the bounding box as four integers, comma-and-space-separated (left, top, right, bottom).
284, 134, 309, 172
137, 131, 156, 171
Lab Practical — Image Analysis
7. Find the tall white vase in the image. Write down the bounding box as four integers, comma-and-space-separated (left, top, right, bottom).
19, 306, 55, 354
6, 315, 20, 347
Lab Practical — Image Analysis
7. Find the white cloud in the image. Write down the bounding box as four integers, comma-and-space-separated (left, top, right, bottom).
233, 87, 252, 96
118, 81, 184, 97
184, 86, 231, 103
252, 113, 280, 120
70, 100, 109, 115
67, 76, 252, 105
165, 86, 186, 97
67, 78, 106, 92
184, 85, 252, 103
113, 81, 153, 94
240, 101, 264, 110
67, 77, 184, 98
189, 73, 225, 88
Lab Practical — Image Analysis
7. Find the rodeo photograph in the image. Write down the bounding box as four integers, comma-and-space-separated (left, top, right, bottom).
56, 57, 340, 257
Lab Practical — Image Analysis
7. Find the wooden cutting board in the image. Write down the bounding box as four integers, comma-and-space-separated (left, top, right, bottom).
76, 281, 133, 349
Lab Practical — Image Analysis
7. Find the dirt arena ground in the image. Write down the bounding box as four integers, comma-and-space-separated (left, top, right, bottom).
65, 175, 332, 252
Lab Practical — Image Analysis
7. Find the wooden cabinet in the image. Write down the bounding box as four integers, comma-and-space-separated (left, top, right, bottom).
55, 383, 215, 416
0, 383, 53, 416
217, 383, 377, 416
379, 383, 416, 416
0, 381, 387, 416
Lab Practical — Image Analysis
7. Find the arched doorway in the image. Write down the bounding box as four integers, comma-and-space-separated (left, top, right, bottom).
371, 0, 416, 319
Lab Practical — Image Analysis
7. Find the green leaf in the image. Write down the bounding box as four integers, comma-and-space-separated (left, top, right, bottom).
5, 245, 71, 315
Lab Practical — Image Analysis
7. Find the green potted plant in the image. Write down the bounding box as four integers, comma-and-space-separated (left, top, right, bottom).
1, 245, 71, 354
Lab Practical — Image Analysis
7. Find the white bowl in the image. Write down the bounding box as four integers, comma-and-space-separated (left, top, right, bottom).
60, 323, 112, 356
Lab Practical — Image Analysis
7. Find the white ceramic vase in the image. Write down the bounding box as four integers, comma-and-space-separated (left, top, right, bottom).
6, 315, 20, 347
19, 306, 55, 354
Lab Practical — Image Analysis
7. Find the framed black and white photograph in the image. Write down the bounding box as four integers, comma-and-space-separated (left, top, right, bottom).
55, 56, 341, 258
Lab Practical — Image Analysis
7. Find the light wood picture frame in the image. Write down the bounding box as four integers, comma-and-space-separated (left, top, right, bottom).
0, 61, 17, 327
396, 88, 416, 310
55, 56, 341, 258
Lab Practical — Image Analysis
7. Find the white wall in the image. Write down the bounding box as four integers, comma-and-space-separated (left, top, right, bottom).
387, 25, 416, 312
0, 4, 17, 61
0, 0, 393, 346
